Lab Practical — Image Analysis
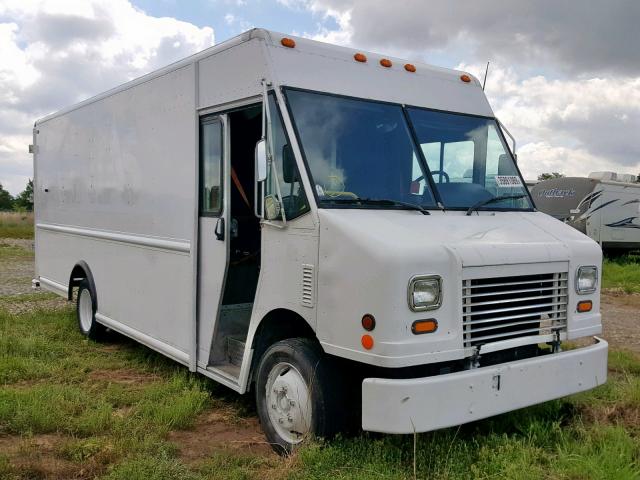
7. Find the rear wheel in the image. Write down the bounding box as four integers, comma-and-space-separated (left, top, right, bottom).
255, 337, 344, 455
76, 278, 105, 340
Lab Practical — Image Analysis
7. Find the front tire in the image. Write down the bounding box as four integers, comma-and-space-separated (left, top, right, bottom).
255, 338, 343, 455
76, 278, 105, 340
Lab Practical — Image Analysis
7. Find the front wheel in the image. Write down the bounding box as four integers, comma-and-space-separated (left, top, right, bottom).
255, 338, 344, 455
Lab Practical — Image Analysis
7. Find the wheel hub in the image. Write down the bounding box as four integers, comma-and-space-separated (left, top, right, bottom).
265, 362, 311, 445
78, 288, 93, 332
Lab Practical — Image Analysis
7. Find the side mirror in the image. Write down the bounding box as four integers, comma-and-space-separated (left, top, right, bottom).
255, 139, 267, 182
282, 144, 295, 183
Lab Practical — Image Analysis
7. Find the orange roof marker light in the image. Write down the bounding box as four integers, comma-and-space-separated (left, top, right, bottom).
404, 63, 416, 73
280, 37, 296, 48
361, 334, 374, 350
354, 52, 367, 63
380, 58, 393, 68
460, 74, 472, 83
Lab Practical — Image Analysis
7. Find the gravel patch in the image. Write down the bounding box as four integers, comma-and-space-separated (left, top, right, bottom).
601, 291, 640, 353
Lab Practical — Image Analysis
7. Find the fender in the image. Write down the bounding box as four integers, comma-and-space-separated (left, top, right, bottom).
67, 261, 97, 310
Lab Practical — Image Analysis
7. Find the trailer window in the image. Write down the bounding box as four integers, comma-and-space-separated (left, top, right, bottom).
200, 119, 223, 215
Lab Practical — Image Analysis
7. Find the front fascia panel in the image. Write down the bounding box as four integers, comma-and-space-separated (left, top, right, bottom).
316, 209, 603, 368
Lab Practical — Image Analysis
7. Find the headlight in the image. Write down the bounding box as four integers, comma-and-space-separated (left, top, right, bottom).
576, 266, 598, 294
408, 275, 442, 311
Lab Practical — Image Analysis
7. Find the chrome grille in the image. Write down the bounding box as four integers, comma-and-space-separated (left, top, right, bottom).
463, 272, 568, 348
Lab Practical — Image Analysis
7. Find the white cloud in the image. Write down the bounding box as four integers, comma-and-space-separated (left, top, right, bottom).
0, 0, 214, 195
307, 7, 352, 46
300, 0, 640, 75
276, 0, 310, 9
515, 143, 623, 181
456, 63, 640, 179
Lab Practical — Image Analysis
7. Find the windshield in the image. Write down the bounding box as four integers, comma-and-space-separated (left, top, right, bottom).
285, 89, 532, 211
407, 107, 532, 209
285, 89, 437, 209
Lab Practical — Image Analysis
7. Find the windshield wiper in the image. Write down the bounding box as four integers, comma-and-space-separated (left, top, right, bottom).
325, 198, 431, 215
466, 194, 528, 216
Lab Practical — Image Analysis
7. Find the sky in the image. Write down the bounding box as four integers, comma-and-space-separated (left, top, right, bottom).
1, 0, 639, 195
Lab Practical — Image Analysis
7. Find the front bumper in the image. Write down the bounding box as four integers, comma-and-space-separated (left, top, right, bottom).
362, 337, 608, 433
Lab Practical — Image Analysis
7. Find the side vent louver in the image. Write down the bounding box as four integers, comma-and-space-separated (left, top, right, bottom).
302, 264, 314, 308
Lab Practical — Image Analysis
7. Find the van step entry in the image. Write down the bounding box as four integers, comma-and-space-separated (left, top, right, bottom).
226, 335, 246, 366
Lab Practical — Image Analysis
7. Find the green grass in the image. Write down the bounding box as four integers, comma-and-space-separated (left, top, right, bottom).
0, 212, 34, 239
1, 294, 640, 479
290, 409, 640, 480
603, 254, 640, 293
0, 297, 218, 478
0, 242, 33, 261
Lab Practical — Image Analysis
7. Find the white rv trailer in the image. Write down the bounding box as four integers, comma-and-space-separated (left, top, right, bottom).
33, 29, 607, 453
531, 172, 640, 252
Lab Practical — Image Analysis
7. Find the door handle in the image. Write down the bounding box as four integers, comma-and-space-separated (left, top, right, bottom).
215, 218, 225, 241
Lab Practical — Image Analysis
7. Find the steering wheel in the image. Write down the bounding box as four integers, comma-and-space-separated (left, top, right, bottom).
430, 170, 450, 183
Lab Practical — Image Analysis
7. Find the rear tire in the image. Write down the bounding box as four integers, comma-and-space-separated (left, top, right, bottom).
255, 338, 345, 455
76, 278, 105, 340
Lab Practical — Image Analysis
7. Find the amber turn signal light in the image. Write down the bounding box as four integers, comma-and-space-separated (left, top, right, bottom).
361, 334, 374, 350
380, 58, 392, 68
411, 319, 438, 334
281, 37, 296, 48
460, 74, 471, 83
354, 52, 367, 62
404, 63, 416, 72
361, 314, 376, 331
577, 300, 593, 313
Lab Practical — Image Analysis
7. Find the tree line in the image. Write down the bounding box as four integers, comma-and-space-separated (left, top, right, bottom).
0, 180, 33, 211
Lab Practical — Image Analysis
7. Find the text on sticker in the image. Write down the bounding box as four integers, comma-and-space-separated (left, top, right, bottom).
495, 175, 523, 188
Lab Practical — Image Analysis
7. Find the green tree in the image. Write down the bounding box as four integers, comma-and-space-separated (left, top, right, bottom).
537, 172, 565, 181
0, 184, 13, 211
13, 179, 33, 211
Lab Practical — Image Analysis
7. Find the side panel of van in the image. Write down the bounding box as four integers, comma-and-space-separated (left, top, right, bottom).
35, 64, 198, 363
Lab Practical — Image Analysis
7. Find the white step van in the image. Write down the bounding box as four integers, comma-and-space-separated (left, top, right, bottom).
32, 29, 607, 453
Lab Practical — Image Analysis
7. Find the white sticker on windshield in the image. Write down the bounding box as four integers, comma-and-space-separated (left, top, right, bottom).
495, 175, 523, 188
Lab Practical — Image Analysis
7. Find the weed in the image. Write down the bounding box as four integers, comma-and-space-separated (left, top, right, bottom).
603, 255, 640, 293
104, 453, 200, 480
0, 212, 33, 239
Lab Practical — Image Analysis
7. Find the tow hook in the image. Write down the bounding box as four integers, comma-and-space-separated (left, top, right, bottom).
466, 347, 481, 369
551, 330, 562, 354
